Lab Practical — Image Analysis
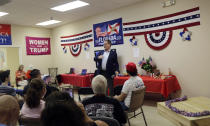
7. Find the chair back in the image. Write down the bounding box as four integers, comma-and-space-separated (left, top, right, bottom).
128, 86, 146, 112
78, 87, 94, 101
78, 87, 94, 95
114, 85, 123, 95
19, 116, 41, 126
48, 68, 58, 84
90, 116, 120, 126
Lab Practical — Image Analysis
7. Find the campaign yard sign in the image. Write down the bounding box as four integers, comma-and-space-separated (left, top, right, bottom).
93, 18, 124, 47
26, 36, 51, 55
0, 24, 12, 45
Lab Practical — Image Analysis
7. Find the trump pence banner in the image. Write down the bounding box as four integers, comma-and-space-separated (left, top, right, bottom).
93, 18, 124, 47
0, 24, 12, 45
26, 36, 51, 55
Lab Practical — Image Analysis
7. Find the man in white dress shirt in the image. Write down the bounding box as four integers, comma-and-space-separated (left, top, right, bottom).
94, 40, 119, 96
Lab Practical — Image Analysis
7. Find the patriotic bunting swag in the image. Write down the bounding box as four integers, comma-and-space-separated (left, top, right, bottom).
60, 7, 201, 54
123, 7, 200, 50
69, 44, 82, 56
144, 31, 173, 50
60, 30, 93, 56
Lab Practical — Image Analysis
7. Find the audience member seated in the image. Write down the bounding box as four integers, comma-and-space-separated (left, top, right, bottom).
114, 62, 145, 110
0, 95, 20, 126
0, 70, 16, 96
26, 64, 34, 79
42, 75, 59, 99
42, 91, 108, 126
23, 69, 59, 99
82, 75, 127, 125
23, 69, 41, 95
16, 65, 27, 85
20, 78, 46, 118
28, 69, 42, 83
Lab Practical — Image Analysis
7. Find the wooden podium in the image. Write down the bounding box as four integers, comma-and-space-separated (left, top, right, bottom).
157, 97, 210, 126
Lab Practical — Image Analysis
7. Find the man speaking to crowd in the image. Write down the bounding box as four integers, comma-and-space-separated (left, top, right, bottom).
94, 40, 119, 96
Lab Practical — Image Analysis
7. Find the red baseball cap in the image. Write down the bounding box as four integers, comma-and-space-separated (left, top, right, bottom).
126, 62, 137, 72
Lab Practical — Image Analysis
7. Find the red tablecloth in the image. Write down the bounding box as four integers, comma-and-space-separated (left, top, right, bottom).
114, 75, 181, 98
61, 74, 94, 87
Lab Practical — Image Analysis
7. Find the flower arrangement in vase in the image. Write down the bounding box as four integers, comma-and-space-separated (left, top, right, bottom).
138, 56, 156, 76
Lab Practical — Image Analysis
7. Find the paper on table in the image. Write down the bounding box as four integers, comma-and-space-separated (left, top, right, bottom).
133, 48, 140, 57
85, 52, 90, 59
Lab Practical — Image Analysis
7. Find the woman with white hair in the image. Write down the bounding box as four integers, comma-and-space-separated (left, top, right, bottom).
82, 75, 126, 125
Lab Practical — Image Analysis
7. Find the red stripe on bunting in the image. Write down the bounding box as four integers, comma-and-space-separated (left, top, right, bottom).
61, 30, 92, 38
61, 39, 93, 46
124, 22, 200, 36
123, 7, 199, 25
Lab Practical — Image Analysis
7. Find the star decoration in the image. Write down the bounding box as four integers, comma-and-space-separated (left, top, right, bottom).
129, 36, 138, 46
84, 43, 90, 51
180, 28, 192, 41
63, 46, 67, 54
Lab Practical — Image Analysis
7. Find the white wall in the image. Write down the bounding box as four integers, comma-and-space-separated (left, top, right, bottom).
50, 0, 210, 97
11, 25, 53, 74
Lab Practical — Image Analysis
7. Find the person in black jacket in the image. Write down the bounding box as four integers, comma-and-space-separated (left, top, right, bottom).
82, 75, 126, 125
94, 40, 119, 96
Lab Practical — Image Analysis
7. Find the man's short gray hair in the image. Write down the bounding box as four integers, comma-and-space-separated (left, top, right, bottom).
91, 75, 107, 95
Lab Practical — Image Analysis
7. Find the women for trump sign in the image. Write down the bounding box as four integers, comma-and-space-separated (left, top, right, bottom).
93, 18, 124, 47
26, 36, 51, 55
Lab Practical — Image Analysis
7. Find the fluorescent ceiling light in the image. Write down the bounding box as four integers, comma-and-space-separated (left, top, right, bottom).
36, 20, 61, 26
0, 12, 9, 17
51, 1, 89, 12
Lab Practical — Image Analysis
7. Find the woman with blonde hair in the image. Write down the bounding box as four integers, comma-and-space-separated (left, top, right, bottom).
16, 65, 27, 86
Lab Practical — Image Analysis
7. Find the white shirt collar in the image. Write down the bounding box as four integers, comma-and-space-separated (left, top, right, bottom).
105, 49, 111, 52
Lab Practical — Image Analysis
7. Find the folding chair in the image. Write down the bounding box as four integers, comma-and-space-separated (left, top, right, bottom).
126, 86, 148, 126
48, 68, 58, 86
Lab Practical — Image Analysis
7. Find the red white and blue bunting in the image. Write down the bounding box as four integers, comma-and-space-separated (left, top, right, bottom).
60, 7, 201, 52
61, 30, 93, 46
123, 7, 200, 50
69, 44, 82, 56
145, 31, 173, 50
60, 30, 93, 56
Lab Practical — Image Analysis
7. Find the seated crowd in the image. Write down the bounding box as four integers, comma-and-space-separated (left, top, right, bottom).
0, 62, 145, 126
